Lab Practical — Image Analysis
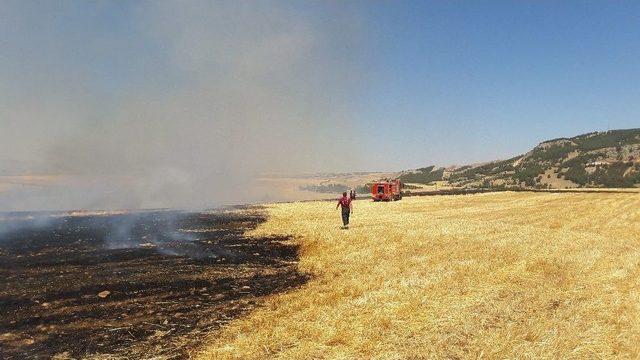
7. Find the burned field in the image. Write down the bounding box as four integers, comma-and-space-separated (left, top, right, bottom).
0, 208, 308, 359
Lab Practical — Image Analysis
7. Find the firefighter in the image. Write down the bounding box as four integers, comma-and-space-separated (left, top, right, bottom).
337, 191, 353, 228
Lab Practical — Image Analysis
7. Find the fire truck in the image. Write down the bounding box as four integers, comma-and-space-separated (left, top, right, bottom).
371, 179, 403, 201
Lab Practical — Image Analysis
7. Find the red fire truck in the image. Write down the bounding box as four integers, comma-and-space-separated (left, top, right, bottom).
371, 179, 403, 201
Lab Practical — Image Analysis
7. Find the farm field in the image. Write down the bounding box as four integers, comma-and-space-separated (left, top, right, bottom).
0, 209, 307, 359
199, 192, 640, 359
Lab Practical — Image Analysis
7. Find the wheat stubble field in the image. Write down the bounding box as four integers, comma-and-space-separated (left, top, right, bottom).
199, 192, 640, 359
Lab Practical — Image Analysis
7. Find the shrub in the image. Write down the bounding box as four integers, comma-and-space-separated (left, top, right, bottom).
399, 167, 444, 184
529, 143, 577, 162
449, 158, 516, 181
564, 167, 589, 185
514, 163, 544, 187
590, 162, 636, 187
573, 129, 640, 151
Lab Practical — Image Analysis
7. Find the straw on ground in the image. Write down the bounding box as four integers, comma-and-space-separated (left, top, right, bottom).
199, 192, 640, 359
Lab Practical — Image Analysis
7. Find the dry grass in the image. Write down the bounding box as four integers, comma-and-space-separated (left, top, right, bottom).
198, 192, 640, 359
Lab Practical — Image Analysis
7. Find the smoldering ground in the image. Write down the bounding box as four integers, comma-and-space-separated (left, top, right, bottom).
0, 208, 256, 262
0, 208, 309, 359
0, 1, 369, 212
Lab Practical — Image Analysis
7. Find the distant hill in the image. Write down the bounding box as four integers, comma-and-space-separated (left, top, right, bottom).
400, 128, 640, 189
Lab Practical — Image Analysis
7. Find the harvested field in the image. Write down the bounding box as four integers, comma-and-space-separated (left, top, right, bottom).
0, 209, 308, 359
200, 192, 640, 359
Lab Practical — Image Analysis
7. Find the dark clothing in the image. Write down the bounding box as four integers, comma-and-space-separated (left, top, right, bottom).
341, 207, 350, 226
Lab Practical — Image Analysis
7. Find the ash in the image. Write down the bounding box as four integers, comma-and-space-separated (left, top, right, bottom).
0, 208, 308, 359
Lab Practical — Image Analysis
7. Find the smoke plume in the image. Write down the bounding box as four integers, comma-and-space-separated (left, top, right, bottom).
0, 1, 368, 211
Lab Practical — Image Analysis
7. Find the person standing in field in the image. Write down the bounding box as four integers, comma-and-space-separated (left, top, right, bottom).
337, 191, 353, 228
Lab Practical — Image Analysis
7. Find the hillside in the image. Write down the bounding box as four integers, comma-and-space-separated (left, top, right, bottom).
400, 128, 640, 189
262, 129, 640, 197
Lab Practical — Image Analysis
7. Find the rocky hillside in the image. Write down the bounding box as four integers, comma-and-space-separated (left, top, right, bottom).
400, 129, 640, 189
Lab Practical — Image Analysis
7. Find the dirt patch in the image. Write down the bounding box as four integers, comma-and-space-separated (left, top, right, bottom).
0, 208, 308, 359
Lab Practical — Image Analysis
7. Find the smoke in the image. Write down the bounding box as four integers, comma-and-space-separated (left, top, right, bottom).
102, 211, 202, 257
0, 210, 231, 258
0, 1, 368, 211
0, 212, 62, 240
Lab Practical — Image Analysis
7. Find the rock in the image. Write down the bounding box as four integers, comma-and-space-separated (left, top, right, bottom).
98, 290, 111, 298
41, 302, 50, 307
241, 286, 251, 290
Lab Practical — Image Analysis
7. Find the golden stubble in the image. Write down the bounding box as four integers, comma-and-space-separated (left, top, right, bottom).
198, 192, 640, 359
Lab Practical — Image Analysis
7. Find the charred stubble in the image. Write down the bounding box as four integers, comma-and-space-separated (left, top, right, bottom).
0, 208, 308, 359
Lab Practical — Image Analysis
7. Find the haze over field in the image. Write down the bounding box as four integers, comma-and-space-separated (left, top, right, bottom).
1, 2, 365, 210
2, 1, 640, 211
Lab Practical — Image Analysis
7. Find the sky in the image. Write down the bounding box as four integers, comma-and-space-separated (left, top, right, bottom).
1, 1, 639, 210
358, 1, 640, 169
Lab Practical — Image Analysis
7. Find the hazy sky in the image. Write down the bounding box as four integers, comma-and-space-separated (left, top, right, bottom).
1, 1, 640, 210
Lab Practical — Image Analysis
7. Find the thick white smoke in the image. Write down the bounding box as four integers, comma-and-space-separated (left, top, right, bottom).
0, 1, 368, 211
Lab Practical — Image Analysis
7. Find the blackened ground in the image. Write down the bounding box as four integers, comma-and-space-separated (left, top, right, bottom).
0, 208, 309, 359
